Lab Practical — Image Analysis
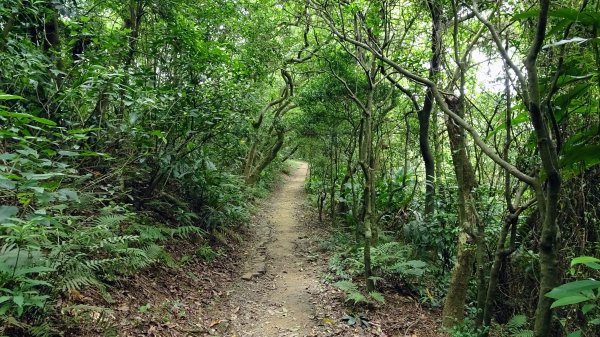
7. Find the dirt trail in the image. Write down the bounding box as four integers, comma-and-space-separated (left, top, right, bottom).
201, 162, 444, 337
220, 162, 320, 337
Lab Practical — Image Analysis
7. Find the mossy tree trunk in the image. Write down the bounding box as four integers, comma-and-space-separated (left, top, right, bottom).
441, 95, 479, 326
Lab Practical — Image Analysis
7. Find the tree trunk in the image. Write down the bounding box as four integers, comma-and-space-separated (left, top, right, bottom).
361, 89, 376, 292
245, 129, 285, 185
482, 213, 518, 329
420, 0, 443, 217
442, 108, 478, 326
522, 2, 562, 335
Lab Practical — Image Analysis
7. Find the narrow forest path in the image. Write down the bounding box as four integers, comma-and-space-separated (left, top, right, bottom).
217, 162, 321, 337
201, 162, 442, 337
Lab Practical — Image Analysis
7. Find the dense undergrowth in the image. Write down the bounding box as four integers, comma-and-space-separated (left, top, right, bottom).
307, 167, 600, 337
0, 99, 287, 336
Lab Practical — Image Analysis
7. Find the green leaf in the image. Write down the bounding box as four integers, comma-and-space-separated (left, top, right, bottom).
341, 314, 357, 326
486, 111, 529, 141
0, 303, 9, 315
368, 276, 384, 285
551, 295, 590, 308
58, 150, 79, 157
512, 8, 599, 25
67, 128, 100, 135
0, 94, 23, 100
0, 206, 18, 222
513, 330, 534, 337
561, 145, 600, 169
16, 147, 39, 158
567, 331, 582, 337
0, 178, 16, 190
404, 260, 427, 268
21, 172, 65, 180
546, 280, 600, 299
507, 314, 528, 329
0, 111, 57, 126
512, 9, 539, 20
0, 153, 17, 160
56, 188, 80, 202
555, 83, 591, 111
571, 256, 600, 269
12, 295, 24, 307
582, 303, 596, 314
15, 266, 56, 276
27, 186, 45, 194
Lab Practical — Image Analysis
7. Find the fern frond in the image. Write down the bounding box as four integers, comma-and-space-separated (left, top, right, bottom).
346, 291, 367, 304
84, 258, 120, 271
130, 224, 171, 242
94, 235, 139, 248
333, 280, 358, 292
64, 304, 113, 316
507, 315, 528, 329
61, 275, 103, 292
28, 322, 57, 337
369, 291, 385, 303
94, 215, 128, 228
172, 225, 206, 239
144, 244, 176, 268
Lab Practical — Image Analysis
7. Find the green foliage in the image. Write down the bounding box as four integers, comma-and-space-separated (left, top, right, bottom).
333, 279, 384, 305
0, 83, 266, 331
444, 317, 487, 337
0, 0, 309, 335
375, 168, 416, 217
196, 244, 219, 262
2, 0, 600, 335
196, 172, 251, 230
341, 313, 371, 329
0, 244, 52, 317
369, 242, 428, 279
404, 193, 458, 272
331, 241, 428, 284
545, 256, 600, 336
495, 315, 534, 337
324, 229, 431, 304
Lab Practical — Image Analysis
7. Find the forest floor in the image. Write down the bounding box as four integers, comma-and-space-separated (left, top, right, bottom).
90, 162, 444, 337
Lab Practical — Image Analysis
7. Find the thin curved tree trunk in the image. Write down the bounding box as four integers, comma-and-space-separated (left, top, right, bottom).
522, 2, 562, 335
420, 0, 442, 218
361, 89, 375, 292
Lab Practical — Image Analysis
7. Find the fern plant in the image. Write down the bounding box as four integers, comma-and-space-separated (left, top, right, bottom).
498, 315, 533, 337
1, 315, 57, 337
333, 280, 385, 305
